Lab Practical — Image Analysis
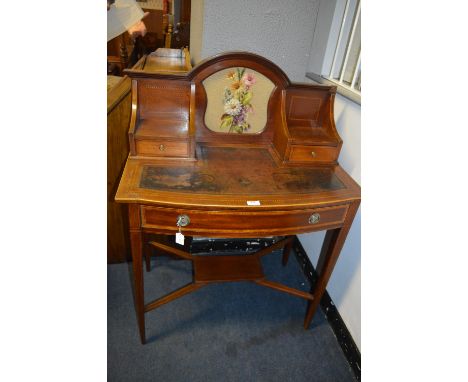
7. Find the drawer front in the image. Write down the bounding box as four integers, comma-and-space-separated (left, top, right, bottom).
289, 145, 338, 163
141, 204, 349, 236
135, 139, 189, 157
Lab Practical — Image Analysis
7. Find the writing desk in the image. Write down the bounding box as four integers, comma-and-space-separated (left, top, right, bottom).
116, 51, 360, 344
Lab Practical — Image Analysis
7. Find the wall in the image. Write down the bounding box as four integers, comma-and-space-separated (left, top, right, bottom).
190, 0, 361, 349
190, 0, 320, 81
307, 0, 338, 74
298, 91, 361, 349
189, 0, 204, 64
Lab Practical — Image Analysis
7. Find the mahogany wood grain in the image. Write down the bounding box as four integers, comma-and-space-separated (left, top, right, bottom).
135, 119, 189, 139
137, 79, 190, 120
285, 88, 325, 126
288, 145, 339, 164
107, 76, 132, 263
304, 200, 361, 329
107, 34, 129, 75
180, 0, 191, 24
126, 52, 341, 164
141, 204, 348, 237
254, 279, 314, 301
145, 240, 151, 272
145, 283, 205, 313
128, 79, 139, 156
128, 204, 146, 344
115, 52, 361, 344
287, 126, 335, 143
135, 139, 189, 157
137, 48, 192, 73
193, 255, 264, 282
282, 236, 294, 266
116, 154, 360, 210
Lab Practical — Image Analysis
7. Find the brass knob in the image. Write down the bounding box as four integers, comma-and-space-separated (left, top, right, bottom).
176, 214, 190, 227
309, 213, 320, 224
159, 144, 166, 151
310, 151, 316, 158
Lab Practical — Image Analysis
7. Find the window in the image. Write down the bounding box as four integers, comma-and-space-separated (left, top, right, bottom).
307, 0, 361, 104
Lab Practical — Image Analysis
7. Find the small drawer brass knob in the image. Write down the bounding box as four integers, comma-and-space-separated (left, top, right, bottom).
309, 213, 320, 224
310, 151, 316, 158
176, 214, 190, 227
159, 144, 166, 151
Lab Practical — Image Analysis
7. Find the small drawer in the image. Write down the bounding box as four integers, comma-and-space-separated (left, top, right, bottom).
135, 139, 189, 157
289, 145, 338, 163
141, 204, 349, 236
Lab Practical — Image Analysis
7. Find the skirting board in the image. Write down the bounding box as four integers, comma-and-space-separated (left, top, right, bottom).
292, 236, 361, 381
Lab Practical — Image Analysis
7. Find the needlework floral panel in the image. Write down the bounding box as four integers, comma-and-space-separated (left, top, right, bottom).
202, 68, 275, 134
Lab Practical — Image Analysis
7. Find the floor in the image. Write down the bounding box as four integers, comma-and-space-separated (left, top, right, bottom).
108, 250, 355, 381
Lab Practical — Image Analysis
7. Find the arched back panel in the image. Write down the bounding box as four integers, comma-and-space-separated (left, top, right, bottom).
189, 52, 290, 144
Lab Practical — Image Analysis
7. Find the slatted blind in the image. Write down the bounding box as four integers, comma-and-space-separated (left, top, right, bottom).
328, 0, 361, 94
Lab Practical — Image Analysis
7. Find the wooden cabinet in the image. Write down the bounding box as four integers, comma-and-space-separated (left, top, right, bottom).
107, 76, 132, 263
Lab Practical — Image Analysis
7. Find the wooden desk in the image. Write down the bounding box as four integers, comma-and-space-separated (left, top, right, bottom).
116, 52, 360, 344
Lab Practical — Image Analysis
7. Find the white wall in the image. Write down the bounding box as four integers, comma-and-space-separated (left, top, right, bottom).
190, 0, 319, 81
190, 0, 361, 349
307, 0, 338, 74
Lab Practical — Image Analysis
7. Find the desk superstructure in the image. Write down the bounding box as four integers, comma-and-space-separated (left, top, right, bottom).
116, 51, 360, 344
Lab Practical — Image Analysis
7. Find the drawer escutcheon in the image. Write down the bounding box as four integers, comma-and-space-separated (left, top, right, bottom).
309, 213, 320, 224
176, 214, 190, 227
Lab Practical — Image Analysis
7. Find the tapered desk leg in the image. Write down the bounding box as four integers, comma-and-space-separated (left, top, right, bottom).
128, 204, 146, 344
145, 239, 151, 272
282, 236, 294, 266
304, 201, 360, 329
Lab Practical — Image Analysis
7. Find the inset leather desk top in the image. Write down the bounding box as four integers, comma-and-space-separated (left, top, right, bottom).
116, 145, 359, 210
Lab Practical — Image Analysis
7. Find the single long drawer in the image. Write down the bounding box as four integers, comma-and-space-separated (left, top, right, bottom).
289, 145, 338, 163
141, 204, 349, 236
135, 139, 189, 157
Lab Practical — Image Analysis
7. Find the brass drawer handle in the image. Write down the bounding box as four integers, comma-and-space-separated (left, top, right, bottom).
176, 214, 190, 227
310, 151, 316, 158
159, 144, 166, 151
308, 213, 320, 224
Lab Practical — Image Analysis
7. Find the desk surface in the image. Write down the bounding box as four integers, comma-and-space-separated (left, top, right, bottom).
116, 145, 360, 210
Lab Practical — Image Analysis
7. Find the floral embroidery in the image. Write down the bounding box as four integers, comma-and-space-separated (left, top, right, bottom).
224, 98, 242, 116
220, 68, 256, 133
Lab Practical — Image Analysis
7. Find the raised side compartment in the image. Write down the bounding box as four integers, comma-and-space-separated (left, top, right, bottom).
130, 78, 195, 159
276, 85, 342, 166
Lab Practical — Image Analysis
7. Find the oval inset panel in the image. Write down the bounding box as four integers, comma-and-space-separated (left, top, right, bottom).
202, 68, 275, 134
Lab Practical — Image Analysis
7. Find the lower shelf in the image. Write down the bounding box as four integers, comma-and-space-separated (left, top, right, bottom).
193, 255, 264, 283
